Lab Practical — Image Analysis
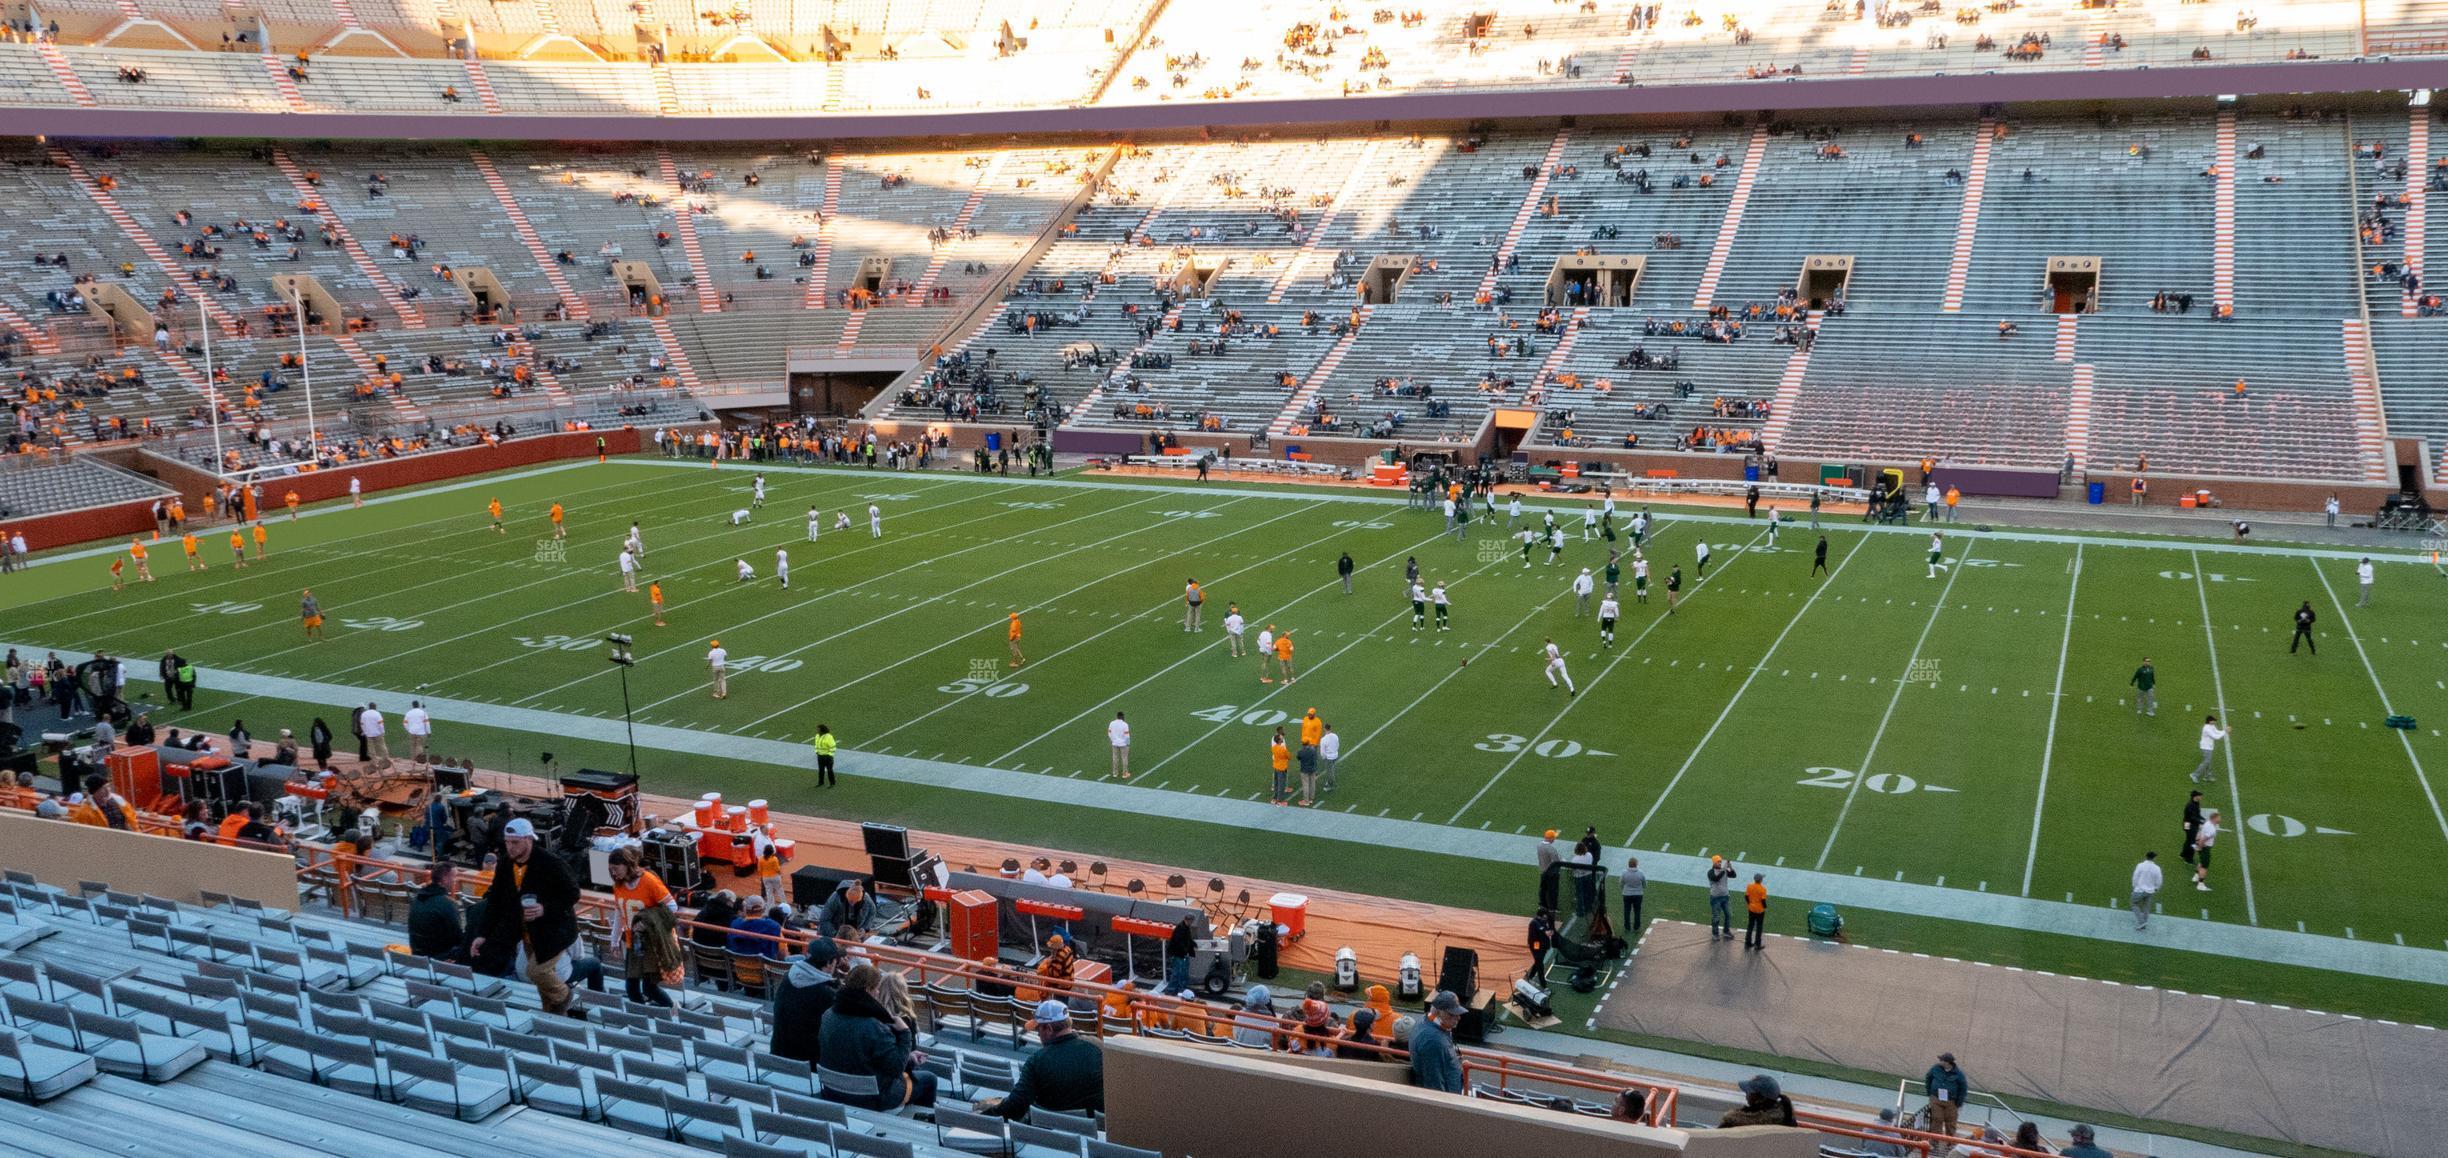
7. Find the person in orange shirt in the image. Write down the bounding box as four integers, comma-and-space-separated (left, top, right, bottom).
201, 492, 216, 523
1268, 727, 1293, 805
755, 840, 785, 910
216, 808, 248, 845
549, 502, 566, 540
229, 530, 248, 569
1008, 612, 1025, 668
1273, 629, 1296, 684
487, 498, 504, 533
606, 846, 682, 1008
284, 490, 300, 519
1298, 707, 1323, 749
1742, 873, 1768, 950
129, 539, 152, 583
252, 522, 267, 558
648, 581, 666, 626
181, 532, 204, 572
110, 556, 126, 591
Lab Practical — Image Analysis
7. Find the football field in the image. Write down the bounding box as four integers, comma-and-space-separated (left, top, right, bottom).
8, 457, 2447, 1011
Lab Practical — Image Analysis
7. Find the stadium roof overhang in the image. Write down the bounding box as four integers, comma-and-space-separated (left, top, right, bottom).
13, 56, 2448, 141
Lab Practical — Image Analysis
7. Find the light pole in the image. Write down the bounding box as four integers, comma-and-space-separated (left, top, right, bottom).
606, 633, 639, 781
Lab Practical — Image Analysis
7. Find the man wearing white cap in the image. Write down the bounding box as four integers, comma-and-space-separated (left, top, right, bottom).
982, 998, 1106, 1120
707, 640, 729, 699
1571, 567, 1594, 617
468, 817, 582, 1015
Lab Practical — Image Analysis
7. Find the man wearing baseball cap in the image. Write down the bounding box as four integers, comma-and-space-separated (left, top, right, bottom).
1922, 1051, 1969, 1139
1706, 855, 1737, 941
468, 817, 583, 1015
1410, 991, 1466, 1093
983, 998, 1105, 1120
2059, 1124, 2112, 1158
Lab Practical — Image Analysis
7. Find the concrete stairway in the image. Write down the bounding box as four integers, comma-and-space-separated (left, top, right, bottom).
1689, 124, 1770, 310
1939, 118, 1995, 313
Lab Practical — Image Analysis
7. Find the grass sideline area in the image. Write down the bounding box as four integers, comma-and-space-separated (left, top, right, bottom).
4, 457, 2444, 1041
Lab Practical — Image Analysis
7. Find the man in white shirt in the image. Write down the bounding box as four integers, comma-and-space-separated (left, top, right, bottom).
1695, 539, 1711, 578
2190, 713, 2228, 783
358, 703, 392, 771
1571, 568, 1594, 617
708, 640, 730, 699
1410, 582, 1429, 631
1581, 505, 1598, 541
731, 508, 752, 526
2190, 810, 2221, 892
868, 504, 882, 538
403, 701, 432, 765
626, 522, 645, 559
1442, 494, 1456, 531
1223, 604, 1247, 657
1597, 593, 1620, 646
1506, 495, 1522, 526
348, 476, 362, 508
1107, 712, 1131, 780
1255, 626, 1278, 683
736, 558, 755, 583
1318, 724, 1340, 793
1924, 482, 1943, 522
2129, 851, 2163, 929
618, 547, 638, 592
806, 506, 822, 543
1543, 638, 1575, 695
1431, 581, 1450, 631
2356, 556, 2374, 608
775, 548, 790, 590
1764, 505, 1782, 545
752, 475, 767, 509
2324, 494, 2340, 529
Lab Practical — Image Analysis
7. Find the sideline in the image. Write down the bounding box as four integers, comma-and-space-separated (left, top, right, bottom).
14, 644, 2443, 994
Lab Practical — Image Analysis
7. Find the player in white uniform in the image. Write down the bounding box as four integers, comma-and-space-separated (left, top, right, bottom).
731, 508, 752, 526
1582, 505, 1598, 541
775, 548, 790, 589
1430, 581, 1450, 630
349, 476, 362, 508
1765, 506, 1782, 545
1256, 625, 1278, 682
753, 475, 768, 508
869, 504, 882, 538
626, 522, 645, 558
1506, 495, 1522, 526
1223, 604, 1247, 657
1928, 532, 1946, 578
1597, 594, 1621, 646
736, 558, 756, 582
806, 506, 821, 542
1632, 553, 1650, 603
1543, 638, 1575, 695
1410, 582, 1429, 630
1546, 525, 1565, 565
1695, 539, 1712, 578
618, 547, 638, 592
834, 510, 852, 531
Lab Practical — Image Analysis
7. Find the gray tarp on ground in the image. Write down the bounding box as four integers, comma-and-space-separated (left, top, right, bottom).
1595, 921, 2448, 1157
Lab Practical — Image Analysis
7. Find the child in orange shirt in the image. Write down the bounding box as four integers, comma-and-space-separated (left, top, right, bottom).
229, 530, 248, 569
487, 498, 504, 533
182, 532, 203, 571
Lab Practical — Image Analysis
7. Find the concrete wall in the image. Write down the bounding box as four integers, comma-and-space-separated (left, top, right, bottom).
0, 809, 299, 909
1101, 1036, 1817, 1158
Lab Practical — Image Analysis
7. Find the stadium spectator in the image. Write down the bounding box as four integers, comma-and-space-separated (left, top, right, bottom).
1231, 985, 1284, 1050
1336, 1007, 1387, 1060
729, 896, 786, 960
409, 863, 464, 961
1410, 991, 1465, 1093
1858, 1107, 1911, 1156
1923, 1051, 1969, 1137
1611, 1088, 1648, 1124
2060, 1124, 2113, 1158
695, 889, 741, 951
1743, 873, 1768, 949
1719, 1073, 1797, 1127
469, 817, 582, 1015
607, 846, 682, 1007
69, 774, 129, 829
308, 717, 334, 770
1535, 828, 1563, 911
818, 879, 871, 940
818, 963, 937, 1110
767, 937, 843, 1062
984, 998, 1105, 1119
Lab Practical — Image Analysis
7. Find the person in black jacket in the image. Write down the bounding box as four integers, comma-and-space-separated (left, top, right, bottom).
818, 964, 937, 1110
408, 862, 465, 962
986, 999, 1104, 1120
695, 890, 741, 953
468, 818, 582, 1015
767, 937, 842, 1063
1166, 918, 1196, 992
308, 717, 335, 771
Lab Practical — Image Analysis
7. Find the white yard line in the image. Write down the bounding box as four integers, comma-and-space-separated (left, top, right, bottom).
939, 527, 1452, 764
1134, 536, 1525, 782
1446, 527, 1769, 825
2308, 556, 2448, 845
1813, 541, 1975, 870
551, 492, 1196, 716
734, 499, 1321, 730
1625, 532, 1869, 847
206, 476, 957, 696
2020, 544, 2083, 896
2191, 550, 2259, 925
20, 463, 694, 631
73, 471, 830, 658
1334, 532, 1666, 767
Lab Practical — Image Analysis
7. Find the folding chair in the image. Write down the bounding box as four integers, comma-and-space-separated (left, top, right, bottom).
69, 1010, 208, 1082
389, 1047, 513, 1121
934, 1105, 1015, 1156
0, 1025, 97, 1102
1009, 1121, 1085, 1158
752, 1107, 838, 1153
596, 1072, 678, 1139
668, 1089, 750, 1148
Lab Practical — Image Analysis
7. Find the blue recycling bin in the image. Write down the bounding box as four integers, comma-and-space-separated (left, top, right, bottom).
1743, 463, 1759, 482
2087, 481, 2106, 505
984, 433, 1002, 452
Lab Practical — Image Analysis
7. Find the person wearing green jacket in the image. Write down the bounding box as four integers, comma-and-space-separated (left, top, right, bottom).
811, 724, 837, 788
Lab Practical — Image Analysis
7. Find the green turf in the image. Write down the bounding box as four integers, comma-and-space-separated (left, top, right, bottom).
6, 457, 2445, 1026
